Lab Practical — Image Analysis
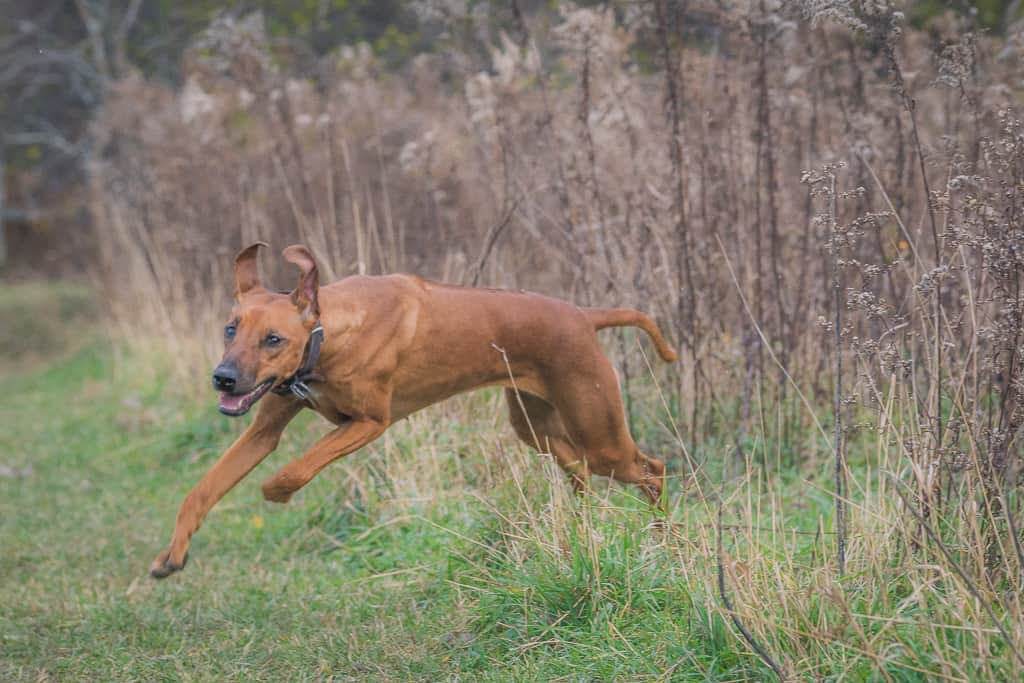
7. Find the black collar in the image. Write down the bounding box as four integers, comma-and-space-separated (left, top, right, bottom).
273, 320, 324, 404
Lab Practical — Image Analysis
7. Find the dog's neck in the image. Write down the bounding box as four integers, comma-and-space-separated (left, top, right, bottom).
272, 321, 324, 403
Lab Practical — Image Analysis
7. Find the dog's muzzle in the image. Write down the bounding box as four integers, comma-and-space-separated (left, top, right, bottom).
212, 362, 239, 392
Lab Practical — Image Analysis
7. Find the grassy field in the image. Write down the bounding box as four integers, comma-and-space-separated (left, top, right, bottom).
1, 284, 1019, 681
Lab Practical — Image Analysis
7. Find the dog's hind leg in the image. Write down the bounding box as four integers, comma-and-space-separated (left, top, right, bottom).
545, 360, 666, 508
611, 452, 666, 507
505, 389, 590, 494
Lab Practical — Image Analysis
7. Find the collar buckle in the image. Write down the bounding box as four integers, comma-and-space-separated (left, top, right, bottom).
289, 379, 314, 403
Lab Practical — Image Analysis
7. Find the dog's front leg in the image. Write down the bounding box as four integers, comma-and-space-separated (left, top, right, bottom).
261, 419, 386, 503
150, 395, 302, 579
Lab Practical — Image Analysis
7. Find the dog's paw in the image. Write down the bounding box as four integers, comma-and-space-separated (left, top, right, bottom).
149, 547, 189, 579
261, 478, 295, 504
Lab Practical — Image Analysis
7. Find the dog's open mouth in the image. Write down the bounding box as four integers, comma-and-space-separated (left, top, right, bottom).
218, 379, 274, 416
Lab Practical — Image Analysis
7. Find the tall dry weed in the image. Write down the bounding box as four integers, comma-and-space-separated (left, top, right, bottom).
86, 4, 1024, 674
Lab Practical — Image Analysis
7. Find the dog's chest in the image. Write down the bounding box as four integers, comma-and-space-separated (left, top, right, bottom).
305, 385, 357, 425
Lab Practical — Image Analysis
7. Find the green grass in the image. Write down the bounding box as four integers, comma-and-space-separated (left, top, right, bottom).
2, 285, 1020, 681
0, 342, 761, 681
0, 281, 95, 374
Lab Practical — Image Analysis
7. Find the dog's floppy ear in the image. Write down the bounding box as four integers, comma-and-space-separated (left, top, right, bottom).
234, 241, 269, 299
283, 244, 320, 322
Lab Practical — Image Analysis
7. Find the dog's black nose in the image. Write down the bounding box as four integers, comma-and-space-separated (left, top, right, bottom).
212, 364, 238, 392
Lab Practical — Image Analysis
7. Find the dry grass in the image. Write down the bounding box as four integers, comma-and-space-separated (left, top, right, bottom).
69, 3, 1024, 679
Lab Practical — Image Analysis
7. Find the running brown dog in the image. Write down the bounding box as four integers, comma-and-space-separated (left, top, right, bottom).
150, 243, 676, 578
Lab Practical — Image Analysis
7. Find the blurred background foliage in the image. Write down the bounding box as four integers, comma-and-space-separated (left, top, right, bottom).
1, 0, 1022, 275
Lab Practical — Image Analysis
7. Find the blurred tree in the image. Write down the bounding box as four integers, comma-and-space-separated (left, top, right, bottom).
0, 0, 426, 270
1, 0, 155, 269
910, 0, 1023, 32
1, 0, 1020, 273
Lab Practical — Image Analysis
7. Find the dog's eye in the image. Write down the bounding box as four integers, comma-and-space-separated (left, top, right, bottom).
265, 334, 284, 347
224, 324, 237, 339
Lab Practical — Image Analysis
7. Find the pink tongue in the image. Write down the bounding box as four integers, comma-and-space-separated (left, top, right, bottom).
219, 393, 246, 411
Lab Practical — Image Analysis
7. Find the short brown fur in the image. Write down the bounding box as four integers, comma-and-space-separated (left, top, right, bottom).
150, 243, 676, 578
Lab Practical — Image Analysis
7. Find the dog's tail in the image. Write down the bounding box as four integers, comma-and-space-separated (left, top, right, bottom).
584, 307, 678, 363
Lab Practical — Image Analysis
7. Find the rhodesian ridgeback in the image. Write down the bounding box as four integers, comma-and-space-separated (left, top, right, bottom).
150, 243, 676, 578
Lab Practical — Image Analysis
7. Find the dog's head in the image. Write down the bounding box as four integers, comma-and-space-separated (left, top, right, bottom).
212, 243, 320, 416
